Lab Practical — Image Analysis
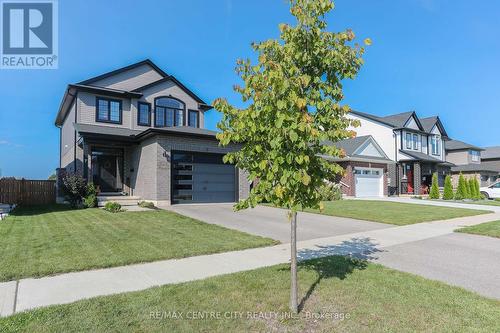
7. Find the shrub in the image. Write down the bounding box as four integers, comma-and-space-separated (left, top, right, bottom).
318, 183, 342, 201
442, 175, 454, 200
138, 201, 155, 209
474, 178, 481, 200
104, 202, 122, 213
83, 184, 98, 208
62, 174, 88, 208
467, 178, 476, 200
454, 173, 468, 200
429, 173, 440, 199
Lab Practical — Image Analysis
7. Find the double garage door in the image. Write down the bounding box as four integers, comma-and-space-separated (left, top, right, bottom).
354, 168, 383, 197
171, 151, 236, 204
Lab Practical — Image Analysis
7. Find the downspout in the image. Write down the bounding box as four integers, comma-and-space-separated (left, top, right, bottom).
73, 92, 78, 172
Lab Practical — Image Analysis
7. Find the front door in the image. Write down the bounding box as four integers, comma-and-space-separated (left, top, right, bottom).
98, 155, 117, 192
91, 147, 124, 193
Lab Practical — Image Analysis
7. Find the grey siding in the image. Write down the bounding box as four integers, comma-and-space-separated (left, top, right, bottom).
90, 64, 163, 91
60, 100, 76, 170
77, 91, 132, 129
133, 79, 205, 130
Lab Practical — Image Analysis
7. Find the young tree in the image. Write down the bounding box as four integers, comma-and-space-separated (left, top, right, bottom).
474, 178, 481, 199
467, 178, 475, 199
442, 175, 454, 200
214, 0, 367, 313
429, 173, 440, 199
454, 173, 467, 200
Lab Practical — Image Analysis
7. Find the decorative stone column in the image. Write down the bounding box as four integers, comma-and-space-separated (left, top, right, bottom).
413, 162, 421, 195
397, 164, 403, 195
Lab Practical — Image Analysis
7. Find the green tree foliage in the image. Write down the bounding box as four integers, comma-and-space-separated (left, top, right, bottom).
214, 0, 367, 312
442, 175, 454, 200
429, 173, 440, 199
474, 178, 481, 199
454, 173, 468, 200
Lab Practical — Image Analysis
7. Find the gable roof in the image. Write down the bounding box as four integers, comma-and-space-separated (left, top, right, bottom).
55, 59, 212, 126
350, 110, 451, 137
399, 149, 445, 163
481, 146, 500, 159
451, 163, 499, 173
445, 139, 483, 151
322, 135, 392, 163
78, 59, 169, 86
420, 116, 448, 137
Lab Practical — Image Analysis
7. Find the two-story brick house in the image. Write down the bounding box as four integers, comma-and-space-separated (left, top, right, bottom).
55, 59, 249, 205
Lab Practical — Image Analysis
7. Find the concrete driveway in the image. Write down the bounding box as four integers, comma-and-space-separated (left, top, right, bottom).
168, 204, 389, 243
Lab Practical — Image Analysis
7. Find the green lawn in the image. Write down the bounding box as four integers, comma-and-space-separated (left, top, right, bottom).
303, 200, 490, 225
457, 220, 500, 239
0, 205, 277, 282
461, 200, 500, 207
2, 256, 499, 332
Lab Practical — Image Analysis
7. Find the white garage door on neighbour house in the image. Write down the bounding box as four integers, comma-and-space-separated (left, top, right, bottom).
354, 168, 383, 197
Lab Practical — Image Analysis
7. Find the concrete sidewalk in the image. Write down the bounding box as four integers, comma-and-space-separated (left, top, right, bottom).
1, 211, 498, 318
357, 196, 500, 212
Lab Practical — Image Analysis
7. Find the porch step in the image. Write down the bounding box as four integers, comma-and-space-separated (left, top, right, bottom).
97, 196, 142, 207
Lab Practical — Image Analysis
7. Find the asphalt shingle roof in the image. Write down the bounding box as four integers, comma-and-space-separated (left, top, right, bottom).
445, 139, 483, 151
481, 146, 500, 160
451, 163, 499, 173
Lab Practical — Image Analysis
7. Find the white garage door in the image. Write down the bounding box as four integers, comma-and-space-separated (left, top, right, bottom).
355, 168, 383, 197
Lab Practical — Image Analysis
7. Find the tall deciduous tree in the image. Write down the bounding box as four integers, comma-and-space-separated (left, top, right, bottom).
214, 0, 367, 313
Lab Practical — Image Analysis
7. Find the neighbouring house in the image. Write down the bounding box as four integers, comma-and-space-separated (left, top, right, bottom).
445, 139, 498, 187
348, 111, 453, 196
322, 136, 394, 197
55, 59, 249, 205
479, 146, 500, 182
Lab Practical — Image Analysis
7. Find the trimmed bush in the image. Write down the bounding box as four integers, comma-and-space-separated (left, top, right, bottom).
467, 179, 475, 200
319, 183, 342, 201
442, 175, 454, 200
104, 202, 123, 213
138, 201, 155, 209
62, 174, 88, 208
454, 173, 468, 200
474, 178, 482, 200
83, 184, 98, 208
429, 173, 440, 199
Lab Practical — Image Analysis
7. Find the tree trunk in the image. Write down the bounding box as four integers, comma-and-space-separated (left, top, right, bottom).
290, 210, 298, 313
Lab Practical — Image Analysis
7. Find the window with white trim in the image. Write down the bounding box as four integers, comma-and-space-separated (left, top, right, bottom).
406, 133, 412, 149
431, 135, 440, 155
470, 150, 480, 162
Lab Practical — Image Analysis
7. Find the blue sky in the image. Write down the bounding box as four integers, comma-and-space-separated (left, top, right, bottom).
1, 0, 499, 179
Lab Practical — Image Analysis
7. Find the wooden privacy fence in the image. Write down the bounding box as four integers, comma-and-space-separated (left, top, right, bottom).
0, 179, 56, 205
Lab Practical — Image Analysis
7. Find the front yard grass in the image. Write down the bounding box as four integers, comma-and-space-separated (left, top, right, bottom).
0, 205, 277, 282
2, 255, 499, 332
304, 200, 490, 225
456, 220, 500, 239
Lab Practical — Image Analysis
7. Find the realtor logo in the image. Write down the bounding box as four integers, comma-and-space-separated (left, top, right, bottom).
1, 0, 58, 69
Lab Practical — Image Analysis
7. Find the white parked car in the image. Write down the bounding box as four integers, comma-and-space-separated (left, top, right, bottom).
480, 182, 500, 199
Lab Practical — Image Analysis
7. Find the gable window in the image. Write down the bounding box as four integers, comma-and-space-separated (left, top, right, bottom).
470, 150, 480, 162
431, 135, 440, 155
154, 97, 184, 127
137, 102, 151, 126
406, 133, 412, 149
96, 97, 122, 124
412, 134, 419, 150
188, 110, 199, 128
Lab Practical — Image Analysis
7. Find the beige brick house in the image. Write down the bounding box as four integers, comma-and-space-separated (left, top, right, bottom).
55, 59, 249, 205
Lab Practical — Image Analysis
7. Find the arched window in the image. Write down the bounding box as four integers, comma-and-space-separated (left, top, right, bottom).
154, 97, 185, 127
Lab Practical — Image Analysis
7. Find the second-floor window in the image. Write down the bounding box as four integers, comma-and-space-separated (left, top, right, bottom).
470, 150, 480, 162
137, 102, 151, 126
96, 97, 122, 124
412, 134, 419, 150
155, 97, 184, 127
406, 133, 412, 149
431, 135, 440, 155
188, 110, 199, 128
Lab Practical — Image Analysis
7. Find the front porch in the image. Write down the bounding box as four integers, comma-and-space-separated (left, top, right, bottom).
398, 161, 451, 195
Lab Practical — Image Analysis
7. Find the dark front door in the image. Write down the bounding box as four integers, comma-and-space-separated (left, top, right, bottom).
91, 147, 124, 193
97, 155, 117, 192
